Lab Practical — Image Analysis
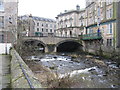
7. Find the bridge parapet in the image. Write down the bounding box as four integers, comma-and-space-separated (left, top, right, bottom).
22, 36, 82, 53
22, 36, 80, 45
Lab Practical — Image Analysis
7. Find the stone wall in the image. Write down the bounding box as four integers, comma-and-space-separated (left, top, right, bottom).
83, 45, 120, 60
10, 49, 43, 88
116, 1, 120, 48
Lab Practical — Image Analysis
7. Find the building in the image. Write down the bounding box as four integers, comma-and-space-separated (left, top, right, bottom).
116, 1, 120, 48
0, 0, 18, 43
55, 1, 120, 54
18, 15, 35, 37
82, 0, 120, 54
56, 5, 85, 37
18, 15, 56, 37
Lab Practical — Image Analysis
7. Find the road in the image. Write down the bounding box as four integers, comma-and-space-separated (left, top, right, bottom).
0, 55, 11, 89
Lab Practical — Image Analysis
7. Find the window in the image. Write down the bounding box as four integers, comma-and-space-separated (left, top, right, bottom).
50, 29, 52, 32
81, 21, 83, 26
0, 34, 4, 43
107, 23, 112, 34
37, 28, 39, 31
109, 23, 112, 33
107, 39, 112, 46
46, 24, 48, 27
46, 29, 48, 32
109, 9, 113, 18
0, 0, 4, 11
42, 28, 44, 32
50, 24, 52, 28
106, 9, 113, 19
0, 16, 4, 29
37, 23, 39, 26
42, 24, 44, 27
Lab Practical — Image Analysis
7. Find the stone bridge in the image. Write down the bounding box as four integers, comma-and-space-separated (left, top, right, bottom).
22, 36, 82, 53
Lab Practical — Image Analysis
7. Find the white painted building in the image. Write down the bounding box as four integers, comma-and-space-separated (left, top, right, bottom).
56, 5, 85, 37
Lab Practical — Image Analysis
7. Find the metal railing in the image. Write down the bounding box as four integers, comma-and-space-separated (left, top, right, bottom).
82, 32, 102, 40
23, 35, 78, 39
14, 51, 35, 89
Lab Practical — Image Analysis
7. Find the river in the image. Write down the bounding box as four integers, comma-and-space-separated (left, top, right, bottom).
25, 53, 120, 88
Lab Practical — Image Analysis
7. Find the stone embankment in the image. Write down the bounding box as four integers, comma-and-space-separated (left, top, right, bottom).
10, 49, 42, 88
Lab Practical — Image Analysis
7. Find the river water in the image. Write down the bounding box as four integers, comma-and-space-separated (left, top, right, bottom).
27, 53, 120, 88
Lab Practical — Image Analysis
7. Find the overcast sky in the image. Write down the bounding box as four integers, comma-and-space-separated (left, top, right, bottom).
18, 0, 86, 20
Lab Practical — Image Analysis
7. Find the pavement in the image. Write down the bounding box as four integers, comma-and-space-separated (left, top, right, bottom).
0, 55, 11, 89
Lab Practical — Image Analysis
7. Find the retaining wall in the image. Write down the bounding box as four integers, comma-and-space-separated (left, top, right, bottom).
10, 49, 43, 88
83, 46, 120, 60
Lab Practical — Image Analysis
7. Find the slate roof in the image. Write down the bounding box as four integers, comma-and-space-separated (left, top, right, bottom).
19, 15, 56, 23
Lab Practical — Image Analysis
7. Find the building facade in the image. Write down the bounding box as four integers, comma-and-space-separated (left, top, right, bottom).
55, 1, 120, 54
19, 15, 56, 37
82, 1, 120, 54
56, 5, 85, 37
0, 0, 18, 43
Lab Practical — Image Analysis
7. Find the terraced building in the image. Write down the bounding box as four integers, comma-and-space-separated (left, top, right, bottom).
18, 15, 56, 37
82, 1, 120, 54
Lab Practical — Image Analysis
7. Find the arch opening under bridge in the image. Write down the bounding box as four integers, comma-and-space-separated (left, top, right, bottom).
22, 39, 46, 54
56, 40, 83, 53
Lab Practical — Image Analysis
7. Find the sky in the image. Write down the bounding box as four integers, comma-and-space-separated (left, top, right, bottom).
18, 0, 86, 20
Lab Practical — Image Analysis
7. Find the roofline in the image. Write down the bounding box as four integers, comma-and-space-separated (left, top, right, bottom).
57, 9, 85, 17
19, 15, 56, 23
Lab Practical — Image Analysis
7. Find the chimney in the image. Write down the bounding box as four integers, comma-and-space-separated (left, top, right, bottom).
29, 14, 32, 18
76, 5, 80, 11
64, 10, 67, 12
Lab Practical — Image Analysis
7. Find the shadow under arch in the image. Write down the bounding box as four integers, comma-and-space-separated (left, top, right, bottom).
56, 40, 83, 53
22, 39, 46, 54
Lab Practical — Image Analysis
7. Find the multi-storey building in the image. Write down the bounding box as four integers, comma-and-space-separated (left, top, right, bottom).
82, 1, 120, 54
0, 0, 18, 43
56, 1, 120, 54
33, 16, 56, 37
18, 15, 35, 37
56, 5, 85, 37
19, 15, 56, 37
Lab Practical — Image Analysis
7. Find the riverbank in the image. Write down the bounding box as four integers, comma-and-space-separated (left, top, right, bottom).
23, 53, 120, 88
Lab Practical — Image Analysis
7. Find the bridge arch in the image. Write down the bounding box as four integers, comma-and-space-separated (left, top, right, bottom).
22, 39, 46, 53
22, 36, 83, 53
56, 40, 83, 52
